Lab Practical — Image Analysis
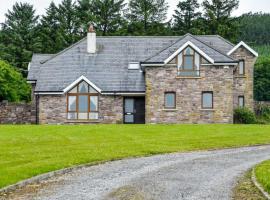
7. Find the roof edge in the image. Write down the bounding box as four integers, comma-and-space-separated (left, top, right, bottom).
227, 41, 258, 57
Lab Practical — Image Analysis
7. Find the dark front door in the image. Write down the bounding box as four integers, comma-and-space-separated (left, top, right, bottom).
124, 97, 145, 124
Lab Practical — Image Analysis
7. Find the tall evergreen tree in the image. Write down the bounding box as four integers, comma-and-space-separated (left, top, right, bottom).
202, 0, 239, 41
77, 0, 126, 36
38, 2, 66, 53
0, 2, 40, 72
173, 0, 201, 34
127, 0, 169, 34
58, 0, 81, 46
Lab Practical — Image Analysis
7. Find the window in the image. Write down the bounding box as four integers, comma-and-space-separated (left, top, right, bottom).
177, 46, 200, 77
165, 92, 176, 109
239, 60, 245, 75
67, 81, 99, 120
202, 92, 213, 109
128, 62, 140, 70
238, 96, 245, 107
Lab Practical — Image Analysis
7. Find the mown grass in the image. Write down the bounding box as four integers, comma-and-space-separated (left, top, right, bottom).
1, 124, 270, 189
255, 160, 270, 194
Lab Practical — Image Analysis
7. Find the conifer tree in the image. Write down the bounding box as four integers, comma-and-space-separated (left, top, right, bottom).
173, 0, 201, 34
127, 0, 169, 34
0, 2, 40, 72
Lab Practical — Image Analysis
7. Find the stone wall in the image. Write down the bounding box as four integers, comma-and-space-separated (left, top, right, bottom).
38, 94, 123, 124
231, 47, 257, 110
145, 65, 234, 124
0, 102, 35, 124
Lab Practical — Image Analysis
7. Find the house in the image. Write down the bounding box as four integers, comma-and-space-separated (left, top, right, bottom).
27, 26, 258, 124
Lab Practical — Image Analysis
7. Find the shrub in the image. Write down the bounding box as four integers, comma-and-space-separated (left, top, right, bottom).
234, 107, 257, 124
255, 104, 270, 124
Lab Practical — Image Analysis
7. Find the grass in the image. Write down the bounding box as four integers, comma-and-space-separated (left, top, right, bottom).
1, 124, 270, 189
232, 170, 266, 200
255, 160, 270, 194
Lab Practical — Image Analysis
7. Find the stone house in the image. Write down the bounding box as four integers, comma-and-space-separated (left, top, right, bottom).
27, 26, 258, 124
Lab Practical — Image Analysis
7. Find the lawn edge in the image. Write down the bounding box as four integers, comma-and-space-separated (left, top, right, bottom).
252, 167, 270, 200
1, 144, 270, 195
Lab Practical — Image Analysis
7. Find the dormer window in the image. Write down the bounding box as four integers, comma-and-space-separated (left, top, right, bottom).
67, 81, 99, 120
177, 46, 200, 77
128, 62, 140, 70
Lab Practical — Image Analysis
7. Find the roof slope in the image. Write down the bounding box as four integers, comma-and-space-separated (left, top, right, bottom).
144, 34, 235, 63
28, 35, 235, 93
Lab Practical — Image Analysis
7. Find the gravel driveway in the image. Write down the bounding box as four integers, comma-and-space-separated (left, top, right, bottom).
5, 145, 270, 200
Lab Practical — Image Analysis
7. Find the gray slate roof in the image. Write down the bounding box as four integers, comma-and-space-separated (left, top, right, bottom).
28, 34, 235, 93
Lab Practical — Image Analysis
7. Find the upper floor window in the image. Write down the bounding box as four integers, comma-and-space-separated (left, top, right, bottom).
239, 60, 245, 75
177, 46, 200, 77
202, 92, 213, 109
238, 96, 245, 107
164, 92, 176, 109
67, 81, 99, 120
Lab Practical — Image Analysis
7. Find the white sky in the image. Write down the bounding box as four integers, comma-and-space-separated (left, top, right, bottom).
0, 0, 269, 23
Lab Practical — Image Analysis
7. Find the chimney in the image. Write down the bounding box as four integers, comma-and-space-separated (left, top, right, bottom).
87, 24, 96, 54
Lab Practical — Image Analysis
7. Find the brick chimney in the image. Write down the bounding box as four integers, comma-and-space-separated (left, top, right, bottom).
87, 24, 96, 54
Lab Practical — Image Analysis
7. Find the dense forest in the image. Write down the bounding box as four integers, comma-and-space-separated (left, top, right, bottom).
0, 0, 269, 102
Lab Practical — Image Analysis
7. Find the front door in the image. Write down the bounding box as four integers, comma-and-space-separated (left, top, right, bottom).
124, 97, 145, 124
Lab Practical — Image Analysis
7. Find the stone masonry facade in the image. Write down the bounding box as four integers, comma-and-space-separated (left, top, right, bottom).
144, 48, 257, 124
145, 65, 234, 124
38, 94, 123, 124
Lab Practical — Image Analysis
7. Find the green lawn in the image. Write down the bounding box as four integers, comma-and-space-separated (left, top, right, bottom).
1, 124, 270, 189
255, 160, 270, 194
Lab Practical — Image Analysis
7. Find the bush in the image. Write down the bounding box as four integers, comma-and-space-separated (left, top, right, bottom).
0, 60, 31, 102
234, 107, 257, 124
255, 104, 270, 124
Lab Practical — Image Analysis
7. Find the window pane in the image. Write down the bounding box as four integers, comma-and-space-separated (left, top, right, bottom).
68, 96, 76, 111
238, 96, 244, 107
89, 86, 98, 93
68, 112, 77, 120
202, 92, 213, 108
183, 56, 193, 70
89, 112, 98, 120
90, 96, 98, 111
78, 96, 88, 112
79, 81, 88, 93
239, 61, 244, 75
78, 113, 88, 119
184, 47, 194, 55
165, 93, 175, 108
69, 86, 77, 93
125, 99, 134, 113
125, 115, 134, 123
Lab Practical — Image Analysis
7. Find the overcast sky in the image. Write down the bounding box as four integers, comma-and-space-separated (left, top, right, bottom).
0, 0, 269, 23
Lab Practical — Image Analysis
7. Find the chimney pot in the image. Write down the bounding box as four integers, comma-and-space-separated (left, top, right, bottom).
88, 24, 95, 33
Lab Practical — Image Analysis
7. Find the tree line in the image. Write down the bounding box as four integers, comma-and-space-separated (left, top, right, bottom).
0, 0, 270, 102
0, 0, 240, 72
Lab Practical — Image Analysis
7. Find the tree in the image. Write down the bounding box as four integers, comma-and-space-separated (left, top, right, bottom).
77, 0, 126, 36
173, 0, 201, 35
38, 2, 66, 53
127, 0, 169, 34
202, 0, 239, 41
58, 0, 81, 46
254, 56, 270, 101
0, 2, 41, 73
0, 60, 31, 102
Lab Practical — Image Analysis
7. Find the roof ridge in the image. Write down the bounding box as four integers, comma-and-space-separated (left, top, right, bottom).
40, 37, 87, 64
143, 35, 189, 62
193, 35, 236, 61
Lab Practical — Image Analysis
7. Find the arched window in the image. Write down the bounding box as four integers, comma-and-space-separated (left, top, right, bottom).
67, 81, 99, 120
177, 46, 200, 77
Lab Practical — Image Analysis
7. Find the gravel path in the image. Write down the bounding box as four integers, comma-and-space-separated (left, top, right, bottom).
5, 145, 270, 200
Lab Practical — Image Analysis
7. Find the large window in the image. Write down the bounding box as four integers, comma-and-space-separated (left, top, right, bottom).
238, 96, 245, 107
202, 92, 213, 109
164, 92, 176, 109
67, 81, 99, 120
177, 46, 200, 77
239, 60, 245, 75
